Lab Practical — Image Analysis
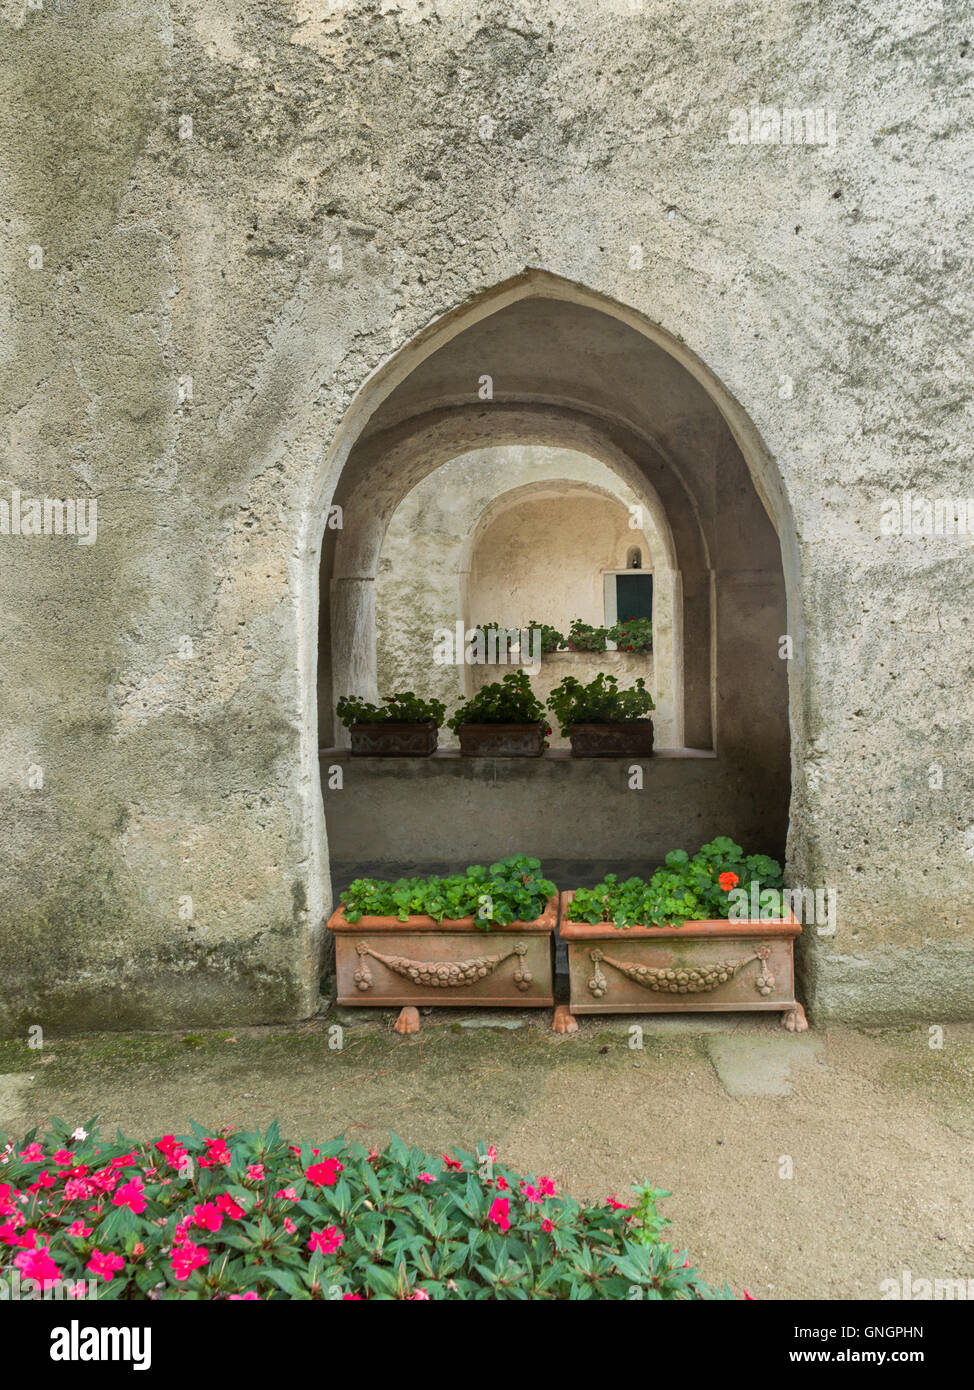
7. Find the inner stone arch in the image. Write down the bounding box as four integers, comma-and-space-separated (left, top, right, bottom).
374, 445, 681, 748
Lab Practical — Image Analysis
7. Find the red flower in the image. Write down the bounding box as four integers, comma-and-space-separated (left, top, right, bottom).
488, 1197, 510, 1232
541, 1218, 554, 1233
606, 1195, 629, 1210
305, 1158, 343, 1188
718, 871, 739, 891
441, 1154, 462, 1170
216, 1192, 245, 1220
539, 1176, 556, 1196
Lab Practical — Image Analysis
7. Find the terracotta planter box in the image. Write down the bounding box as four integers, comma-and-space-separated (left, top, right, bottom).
559, 891, 805, 1029
568, 720, 654, 757
348, 720, 438, 756
327, 897, 558, 1011
457, 721, 546, 757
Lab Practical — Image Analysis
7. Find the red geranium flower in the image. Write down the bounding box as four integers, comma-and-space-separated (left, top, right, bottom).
718, 871, 739, 891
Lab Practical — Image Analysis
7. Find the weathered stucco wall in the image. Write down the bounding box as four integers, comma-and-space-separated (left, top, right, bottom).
1, 0, 971, 1034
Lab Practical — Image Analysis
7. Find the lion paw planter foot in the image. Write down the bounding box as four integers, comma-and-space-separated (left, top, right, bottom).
552, 1005, 579, 1034
780, 1002, 808, 1032
394, 1005, 421, 1034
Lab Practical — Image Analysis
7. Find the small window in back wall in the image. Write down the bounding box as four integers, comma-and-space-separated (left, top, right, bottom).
604, 571, 653, 626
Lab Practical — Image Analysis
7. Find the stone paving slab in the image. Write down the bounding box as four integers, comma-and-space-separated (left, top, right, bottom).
705, 1032, 827, 1097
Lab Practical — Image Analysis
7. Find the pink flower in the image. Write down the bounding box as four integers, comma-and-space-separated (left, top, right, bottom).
110, 1150, 140, 1170
418, 1172, 435, 1184
488, 1197, 510, 1232
343, 1292, 362, 1300
308, 1226, 344, 1255
170, 1240, 209, 1282
155, 1135, 189, 1169
305, 1158, 343, 1188
274, 1187, 297, 1201
67, 1220, 92, 1237
18, 1142, 44, 1162
441, 1154, 462, 1170
246, 1164, 265, 1181
52, 1149, 76, 1166
216, 1192, 245, 1220
87, 1249, 125, 1281
27, 1170, 57, 1192
486, 1145, 497, 1161
493, 1175, 508, 1191
284, 1217, 296, 1234
64, 1178, 92, 1201
411, 1287, 430, 1300
541, 1218, 554, 1233
191, 1202, 223, 1233
14, 1246, 60, 1284
539, 1177, 556, 1196
521, 1182, 543, 1204
112, 1177, 146, 1215
744, 1289, 754, 1300
199, 1137, 231, 1168
606, 1195, 629, 1210
229, 1291, 261, 1300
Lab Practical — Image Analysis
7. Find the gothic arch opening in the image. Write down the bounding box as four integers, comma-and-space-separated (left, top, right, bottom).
303, 271, 799, 905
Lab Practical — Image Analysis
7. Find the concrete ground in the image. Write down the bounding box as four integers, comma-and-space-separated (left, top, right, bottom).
1, 1009, 971, 1301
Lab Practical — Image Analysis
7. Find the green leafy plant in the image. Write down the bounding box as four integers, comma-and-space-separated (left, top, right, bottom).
0, 1121, 735, 1300
340, 854, 555, 927
547, 672, 655, 736
608, 617, 653, 653
336, 692, 446, 727
566, 617, 609, 652
447, 669, 546, 733
566, 836, 785, 928
525, 619, 566, 654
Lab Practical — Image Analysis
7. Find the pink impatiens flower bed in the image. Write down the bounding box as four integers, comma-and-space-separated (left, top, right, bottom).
0, 1120, 734, 1300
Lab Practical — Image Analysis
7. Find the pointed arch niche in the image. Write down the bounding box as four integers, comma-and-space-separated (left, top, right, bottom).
305, 274, 797, 883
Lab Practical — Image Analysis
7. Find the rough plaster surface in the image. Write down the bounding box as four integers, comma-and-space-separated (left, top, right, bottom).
0, 0, 971, 1034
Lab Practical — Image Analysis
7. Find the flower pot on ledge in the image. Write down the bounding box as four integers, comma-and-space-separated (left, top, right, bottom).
348, 720, 438, 756
327, 899, 558, 1019
568, 719, 654, 757
557, 891, 806, 1031
457, 720, 546, 757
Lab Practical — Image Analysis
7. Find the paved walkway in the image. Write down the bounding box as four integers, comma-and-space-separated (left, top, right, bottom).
1, 1012, 971, 1300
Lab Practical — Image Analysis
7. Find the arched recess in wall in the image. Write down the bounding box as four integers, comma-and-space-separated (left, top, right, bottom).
301, 270, 803, 923
372, 448, 681, 748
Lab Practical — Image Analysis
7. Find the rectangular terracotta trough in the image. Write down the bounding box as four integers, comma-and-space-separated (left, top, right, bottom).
559, 891, 804, 1028
327, 897, 558, 1010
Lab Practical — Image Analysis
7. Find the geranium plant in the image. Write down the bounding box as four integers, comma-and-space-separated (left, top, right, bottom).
447, 670, 546, 733
339, 854, 555, 928
608, 618, 653, 653
336, 692, 446, 727
566, 617, 609, 652
0, 1123, 734, 1300
547, 672, 655, 736
566, 837, 785, 928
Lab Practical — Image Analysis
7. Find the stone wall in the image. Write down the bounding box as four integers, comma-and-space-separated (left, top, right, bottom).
1, 0, 971, 1033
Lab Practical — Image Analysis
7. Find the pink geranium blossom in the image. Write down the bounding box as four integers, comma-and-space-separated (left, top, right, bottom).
170, 1240, 209, 1282
67, 1220, 92, 1237
87, 1249, 125, 1281
112, 1177, 146, 1215
14, 1246, 60, 1284
308, 1226, 344, 1255
191, 1202, 223, 1233
305, 1158, 343, 1188
488, 1197, 510, 1232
